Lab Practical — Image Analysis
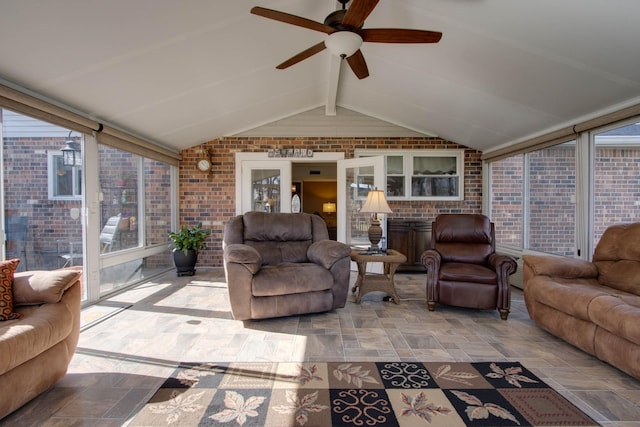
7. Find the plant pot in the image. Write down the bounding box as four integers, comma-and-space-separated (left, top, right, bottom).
172, 249, 197, 276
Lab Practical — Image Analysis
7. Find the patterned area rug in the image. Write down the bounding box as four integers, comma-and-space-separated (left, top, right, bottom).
129, 361, 599, 426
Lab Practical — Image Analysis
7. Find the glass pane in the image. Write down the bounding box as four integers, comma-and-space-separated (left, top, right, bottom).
2, 109, 83, 273
490, 155, 524, 249
413, 156, 456, 175
144, 158, 172, 245
100, 252, 172, 295
358, 165, 374, 176
386, 176, 405, 197
411, 176, 458, 197
386, 156, 403, 174
593, 123, 640, 247
527, 142, 576, 256
251, 169, 280, 213
54, 156, 74, 196
99, 146, 140, 252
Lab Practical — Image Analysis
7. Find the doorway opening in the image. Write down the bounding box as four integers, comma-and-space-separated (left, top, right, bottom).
292, 162, 337, 239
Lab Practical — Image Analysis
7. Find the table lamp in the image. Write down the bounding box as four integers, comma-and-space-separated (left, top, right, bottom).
360, 188, 392, 252
322, 202, 336, 215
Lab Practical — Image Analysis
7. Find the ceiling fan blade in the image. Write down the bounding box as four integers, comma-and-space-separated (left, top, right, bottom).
346, 50, 369, 79
276, 41, 327, 69
360, 28, 443, 43
251, 7, 335, 34
342, 0, 379, 29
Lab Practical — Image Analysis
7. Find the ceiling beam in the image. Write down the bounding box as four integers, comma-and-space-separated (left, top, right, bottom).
325, 55, 341, 116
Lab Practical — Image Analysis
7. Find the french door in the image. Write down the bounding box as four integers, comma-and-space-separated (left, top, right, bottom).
337, 156, 386, 246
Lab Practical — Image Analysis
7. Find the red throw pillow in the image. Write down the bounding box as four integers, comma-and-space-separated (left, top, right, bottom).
0, 259, 21, 321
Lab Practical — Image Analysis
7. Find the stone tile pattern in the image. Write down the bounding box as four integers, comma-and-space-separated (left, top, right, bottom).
1, 268, 639, 426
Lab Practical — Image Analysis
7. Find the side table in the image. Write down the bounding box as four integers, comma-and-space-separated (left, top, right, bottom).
350, 249, 407, 304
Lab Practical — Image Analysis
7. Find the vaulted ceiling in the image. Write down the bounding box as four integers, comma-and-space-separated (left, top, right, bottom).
0, 0, 639, 154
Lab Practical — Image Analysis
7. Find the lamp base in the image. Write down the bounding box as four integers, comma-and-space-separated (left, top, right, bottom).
368, 218, 382, 253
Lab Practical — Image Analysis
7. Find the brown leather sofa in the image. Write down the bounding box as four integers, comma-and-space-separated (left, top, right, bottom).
0, 267, 82, 419
421, 214, 517, 319
223, 212, 351, 320
523, 222, 640, 379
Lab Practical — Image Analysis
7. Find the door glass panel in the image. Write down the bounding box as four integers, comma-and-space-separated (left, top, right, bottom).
251, 169, 281, 213
344, 167, 372, 247
99, 146, 140, 251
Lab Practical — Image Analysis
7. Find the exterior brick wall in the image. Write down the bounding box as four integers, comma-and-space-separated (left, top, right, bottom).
178, 137, 483, 267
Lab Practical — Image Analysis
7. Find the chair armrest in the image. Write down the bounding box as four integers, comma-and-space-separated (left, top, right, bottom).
223, 244, 262, 274
420, 249, 441, 271
488, 253, 517, 276
307, 240, 350, 269
522, 254, 597, 279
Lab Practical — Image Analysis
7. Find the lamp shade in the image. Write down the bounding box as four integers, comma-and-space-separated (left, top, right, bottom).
325, 31, 363, 58
360, 189, 392, 214
322, 202, 336, 213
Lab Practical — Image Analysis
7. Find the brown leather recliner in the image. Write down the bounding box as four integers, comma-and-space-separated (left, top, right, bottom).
421, 214, 517, 320
223, 212, 351, 320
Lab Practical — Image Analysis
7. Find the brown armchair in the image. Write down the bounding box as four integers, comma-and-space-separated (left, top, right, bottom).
223, 212, 351, 320
420, 214, 517, 320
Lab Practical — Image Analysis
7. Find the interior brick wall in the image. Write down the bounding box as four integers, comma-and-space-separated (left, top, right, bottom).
178, 136, 483, 267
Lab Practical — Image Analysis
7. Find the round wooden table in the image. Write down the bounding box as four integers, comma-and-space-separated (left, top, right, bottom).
350, 248, 407, 304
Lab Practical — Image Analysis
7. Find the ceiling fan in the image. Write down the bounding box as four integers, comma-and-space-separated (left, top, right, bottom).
251, 0, 442, 79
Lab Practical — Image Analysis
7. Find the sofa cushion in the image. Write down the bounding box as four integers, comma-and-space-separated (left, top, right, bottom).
588, 294, 640, 346
525, 276, 608, 320
252, 263, 333, 297
0, 302, 74, 375
13, 270, 81, 306
440, 262, 496, 284
593, 222, 640, 295
0, 259, 21, 321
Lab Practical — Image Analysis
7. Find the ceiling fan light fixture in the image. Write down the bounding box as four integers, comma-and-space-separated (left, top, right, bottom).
325, 31, 362, 58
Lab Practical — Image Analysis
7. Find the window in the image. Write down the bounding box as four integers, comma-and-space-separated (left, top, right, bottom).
49, 151, 82, 199
593, 122, 640, 247
356, 149, 464, 200
490, 155, 524, 249
527, 143, 576, 256
489, 141, 576, 256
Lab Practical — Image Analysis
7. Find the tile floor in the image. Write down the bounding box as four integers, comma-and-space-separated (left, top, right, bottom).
1, 268, 639, 426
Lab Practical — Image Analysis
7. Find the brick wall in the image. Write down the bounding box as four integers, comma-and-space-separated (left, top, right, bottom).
178, 136, 483, 267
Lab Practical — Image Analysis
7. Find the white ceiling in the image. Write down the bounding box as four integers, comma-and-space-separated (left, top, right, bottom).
1, 0, 639, 153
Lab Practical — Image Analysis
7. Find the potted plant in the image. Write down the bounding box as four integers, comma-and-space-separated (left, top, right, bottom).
168, 223, 211, 276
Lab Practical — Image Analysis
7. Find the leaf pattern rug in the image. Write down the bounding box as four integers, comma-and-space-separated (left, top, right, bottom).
129, 361, 599, 426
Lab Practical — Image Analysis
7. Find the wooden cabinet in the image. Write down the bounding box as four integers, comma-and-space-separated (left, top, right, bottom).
387, 219, 432, 272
